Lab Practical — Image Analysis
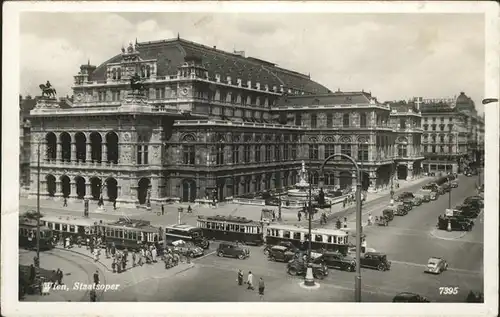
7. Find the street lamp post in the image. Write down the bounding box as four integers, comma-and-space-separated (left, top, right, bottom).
319, 153, 362, 302
304, 164, 315, 287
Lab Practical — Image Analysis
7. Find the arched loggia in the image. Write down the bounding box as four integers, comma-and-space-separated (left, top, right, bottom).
75, 176, 86, 199
46, 174, 56, 196
60, 132, 71, 162
105, 132, 119, 164
60, 175, 71, 197
45, 132, 57, 161
105, 177, 118, 202
90, 132, 102, 163
75, 132, 87, 162
89, 177, 102, 200
137, 178, 151, 205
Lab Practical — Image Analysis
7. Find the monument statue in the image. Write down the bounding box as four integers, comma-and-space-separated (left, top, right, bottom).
39, 81, 57, 99
129, 72, 145, 94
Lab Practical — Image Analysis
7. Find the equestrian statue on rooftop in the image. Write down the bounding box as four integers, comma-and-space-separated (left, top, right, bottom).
39, 81, 57, 99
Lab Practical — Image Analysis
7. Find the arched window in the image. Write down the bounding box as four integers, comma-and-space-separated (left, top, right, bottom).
117, 68, 121, 79
146, 65, 151, 77
343, 114, 350, 127
216, 144, 224, 165
360, 113, 367, 127
398, 144, 408, 157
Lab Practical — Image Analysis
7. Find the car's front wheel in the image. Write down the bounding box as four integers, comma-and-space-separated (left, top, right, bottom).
288, 267, 298, 276
263, 248, 270, 256
238, 253, 245, 260
217, 251, 224, 257
377, 263, 386, 271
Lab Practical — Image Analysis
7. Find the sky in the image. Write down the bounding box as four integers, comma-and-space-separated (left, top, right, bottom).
20, 12, 485, 112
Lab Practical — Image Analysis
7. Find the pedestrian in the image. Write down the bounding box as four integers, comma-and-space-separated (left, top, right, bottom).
368, 213, 373, 226
152, 247, 157, 263
93, 270, 99, 285
86, 237, 90, 250
343, 217, 348, 228
132, 251, 136, 267
237, 269, 243, 285
161, 204, 165, 215
57, 268, 63, 285
113, 200, 117, 210
297, 211, 302, 222
89, 289, 97, 302
343, 199, 346, 209
272, 210, 276, 221
63, 197, 68, 207
246, 271, 254, 290
187, 205, 192, 213
258, 277, 265, 300
29, 264, 35, 283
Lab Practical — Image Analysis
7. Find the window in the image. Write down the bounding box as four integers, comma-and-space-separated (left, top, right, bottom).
440, 136, 445, 143
216, 145, 224, 165
341, 144, 351, 157
327, 114, 333, 128
360, 113, 367, 127
440, 125, 444, 131
440, 117, 445, 122
358, 144, 369, 161
255, 146, 261, 163
293, 232, 301, 240
275, 146, 280, 161
283, 144, 289, 160
398, 144, 407, 157
243, 145, 251, 163
449, 145, 453, 153
310, 114, 317, 128
343, 114, 350, 127
183, 145, 195, 165
232, 146, 240, 164
325, 144, 335, 158
155, 88, 165, 99
291, 145, 297, 160
295, 113, 302, 126
309, 144, 319, 159
431, 145, 436, 153
399, 118, 406, 129
265, 145, 272, 162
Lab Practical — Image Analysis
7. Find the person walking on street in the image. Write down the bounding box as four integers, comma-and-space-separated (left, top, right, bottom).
63, 197, 68, 207
56, 268, 63, 285
237, 269, 243, 285
247, 271, 254, 290
343, 217, 348, 228
161, 204, 165, 215
132, 251, 136, 267
113, 200, 117, 210
368, 213, 373, 226
343, 198, 347, 209
297, 211, 302, 222
93, 270, 99, 286
258, 277, 265, 300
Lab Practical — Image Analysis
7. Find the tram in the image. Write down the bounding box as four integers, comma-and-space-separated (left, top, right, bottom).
265, 224, 350, 255
196, 215, 264, 246
164, 223, 210, 249
19, 217, 54, 250
41, 215, 99, 243
101, 218, 161, 250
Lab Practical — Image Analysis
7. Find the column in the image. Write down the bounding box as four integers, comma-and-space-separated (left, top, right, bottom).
102, 185, 108, 201
56, 142, 62, 162
69, 181, 78, 199
102, 142, 107, 163
84, 182, 92, 199
86, 143, 92, 162
151, 178, 159, 200
54, 180, 63, 200
368, 171, 377, 192
250, 175, 257, 193
71, 142, 77, 162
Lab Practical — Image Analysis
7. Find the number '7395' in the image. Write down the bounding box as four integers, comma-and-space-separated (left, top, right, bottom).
439, 287, 459, 295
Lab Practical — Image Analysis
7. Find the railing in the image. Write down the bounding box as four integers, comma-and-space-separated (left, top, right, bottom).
173, 119, 304, 130
232, 198, 266, 206
39, 160, 120, 168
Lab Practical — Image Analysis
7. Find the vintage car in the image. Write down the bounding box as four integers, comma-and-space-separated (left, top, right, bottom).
360, 252, 391, 271
448, 176, 459, 188
267, 245, 296, 262
421, 184, 440, 199
437, 215, 473, 231
170, 240, 205, 258
263, 241, 300, 256
441, 182, 451, 193
393, 292, 430, 302
394, 192, 413, 202
382, 208, 395, 221
322, 251, 356, 272
464, 196, 484, 208
415, 189, 432, 202
388, 204, 407, 216
216, 241, 250, 259
286, 254, 329, 279
424, 257, 448, 274
399, 192, 422, 207
402, 201, 413, 212
455, 205, 480, 218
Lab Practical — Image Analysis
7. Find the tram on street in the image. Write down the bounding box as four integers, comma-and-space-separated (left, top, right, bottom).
265, 224, 350, 255
101, 218, 161, 250
19, 217, 54, 250
196, 215, 264, 246
41, 215, 99, 243
164, 223, 210, 249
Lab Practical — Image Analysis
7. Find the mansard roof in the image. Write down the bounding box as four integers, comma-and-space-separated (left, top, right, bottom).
90, 38, 330, 94
276, 90, 375, 106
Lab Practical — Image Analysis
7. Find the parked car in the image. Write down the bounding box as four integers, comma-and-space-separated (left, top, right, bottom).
360, 252, 391, 271
217, 242, 250, 259
448, 175, 459, 188
422, 184, 440, 199
415, 189, 432, 202
395, 192, 413, 202
389, 204, 407, 216
286, 255, 328, 279
437, 215, 472, 231
464, 196, 484, 208
382, 208, 395, 221
171, 240, 205, 258
267, 245, 296, 262
322, 251, 356, 272
424, 257, 448, 274
455, 205, 480, 218
402, 200, 413, 212
263, 241, 300, 256
393, 292, 430, 302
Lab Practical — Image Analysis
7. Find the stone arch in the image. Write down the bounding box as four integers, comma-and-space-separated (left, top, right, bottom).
340, 136, 352, 143
105, 131, 119, 164
89, 132, 103, 162
105, 177, 118, 202
59, 175, 71, 198
59, 132, 72, 162
89, 176, 102, 200
137, 178, 151, 205
324, 136, 334, 143
181, 133, 196, 142
74, 175, 86, 199
45, 132, 57, 161
308, 137, 318, 143
75, 132, 87, 162
357, 136, 369, 144
46, 174, 56, 196
216, 178, 226, 202
181, 179, 196, 203
397, 164, 408, 180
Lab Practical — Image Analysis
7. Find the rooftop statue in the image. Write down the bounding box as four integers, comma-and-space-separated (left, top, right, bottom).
39, 81, 57, 99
